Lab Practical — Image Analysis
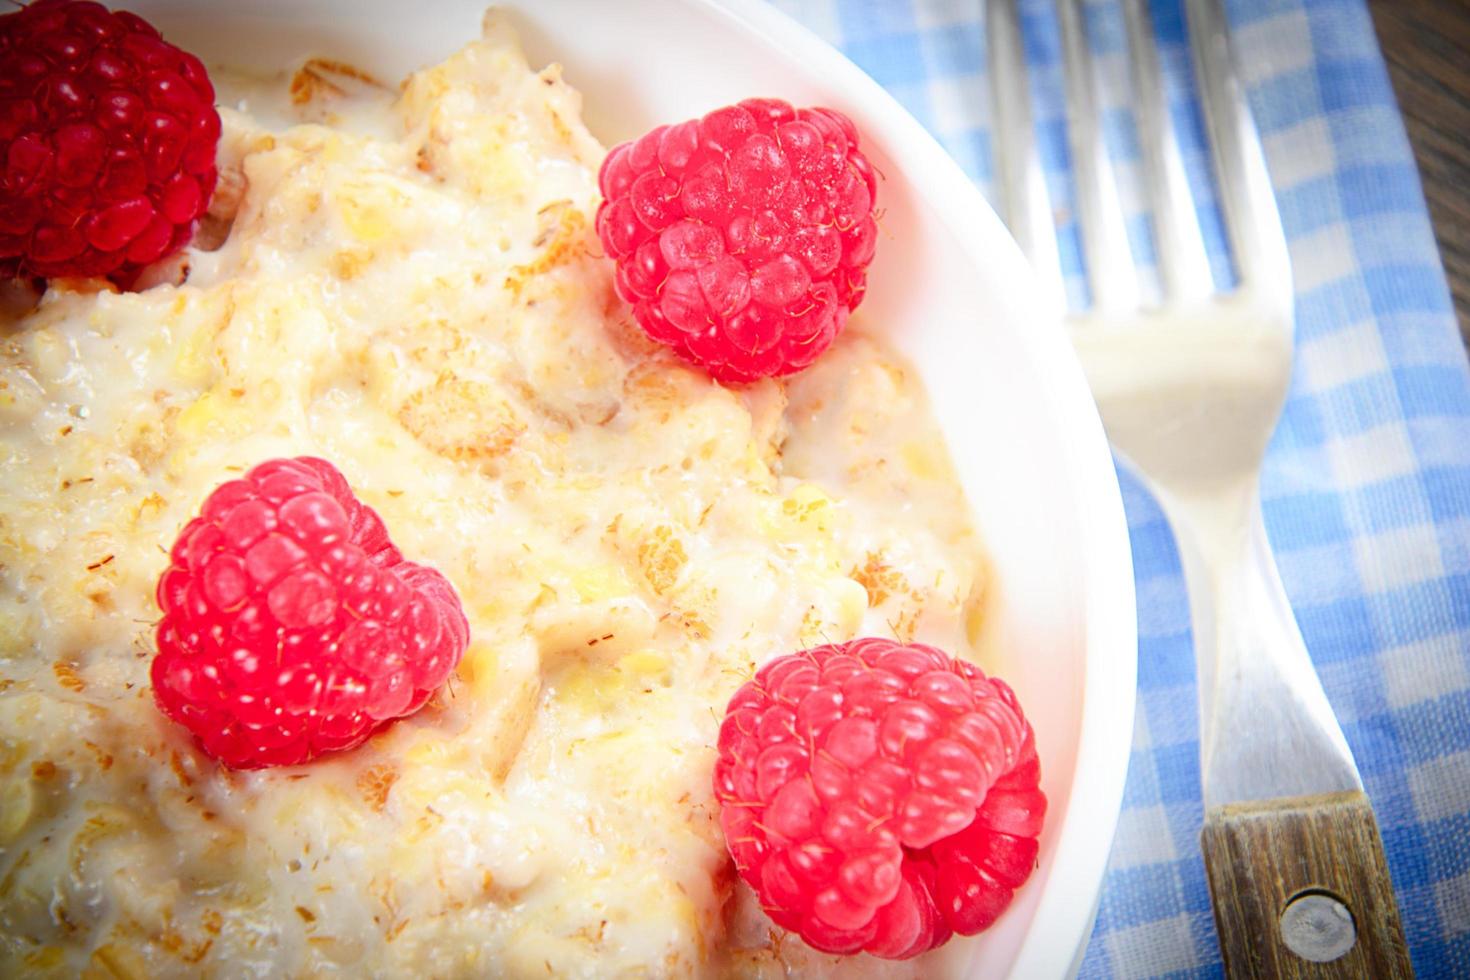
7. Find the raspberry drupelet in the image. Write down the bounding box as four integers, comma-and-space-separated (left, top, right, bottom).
0, 0, 220, 284
152, 457, 470, 769
712, 638, 1046, 959
597, 98, 878, 384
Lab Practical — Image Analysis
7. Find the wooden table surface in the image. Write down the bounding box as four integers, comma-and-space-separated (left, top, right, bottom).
1367, 0, 1470, 348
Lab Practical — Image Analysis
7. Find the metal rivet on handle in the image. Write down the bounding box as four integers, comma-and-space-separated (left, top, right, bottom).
1280, 890, 1357, 963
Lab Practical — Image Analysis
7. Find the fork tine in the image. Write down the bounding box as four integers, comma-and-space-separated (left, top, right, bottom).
987, 0, 1066, 312
1057, 0, 1138, 315
1122, 0, 1213, 305
1184, 0, 1292, 309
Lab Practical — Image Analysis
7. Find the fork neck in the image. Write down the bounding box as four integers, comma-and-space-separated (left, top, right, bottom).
1154, 476, 1260, 571
1156, 471, 1361, 808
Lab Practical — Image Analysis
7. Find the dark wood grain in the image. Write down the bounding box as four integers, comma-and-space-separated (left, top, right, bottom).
1367, 0, 1470, 348
1201, 790, 1412, 978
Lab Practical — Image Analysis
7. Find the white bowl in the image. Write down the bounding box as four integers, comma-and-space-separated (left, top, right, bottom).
126, 1, 1139, 974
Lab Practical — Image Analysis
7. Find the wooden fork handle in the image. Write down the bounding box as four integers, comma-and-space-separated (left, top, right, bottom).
1201, 790, 1413, 978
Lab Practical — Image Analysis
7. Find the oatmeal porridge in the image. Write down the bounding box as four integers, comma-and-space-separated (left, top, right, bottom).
0, 12, 994, 977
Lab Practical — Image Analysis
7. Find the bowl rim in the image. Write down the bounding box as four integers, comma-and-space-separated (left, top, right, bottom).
691, 1, 1140, 974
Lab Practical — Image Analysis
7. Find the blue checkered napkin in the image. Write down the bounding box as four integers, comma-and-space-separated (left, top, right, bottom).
770, 0, 1470, 975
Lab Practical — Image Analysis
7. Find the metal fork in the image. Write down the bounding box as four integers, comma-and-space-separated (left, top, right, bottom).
987, 1, 1413, 974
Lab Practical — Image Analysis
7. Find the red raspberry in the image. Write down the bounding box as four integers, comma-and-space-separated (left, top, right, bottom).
0, 0, 220, 285
596, 98, 878, 384
151, 457, 470, 769
712, 639, 1046, 959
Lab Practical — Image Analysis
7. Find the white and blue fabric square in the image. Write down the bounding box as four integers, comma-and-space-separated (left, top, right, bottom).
773, 0, 1470, 975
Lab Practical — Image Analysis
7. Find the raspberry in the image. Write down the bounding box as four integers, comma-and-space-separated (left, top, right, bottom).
0, 0, 220, 285
596, 98, 878, 384
151, 457, 470, 769
712, 639, 1046, 959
